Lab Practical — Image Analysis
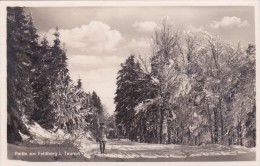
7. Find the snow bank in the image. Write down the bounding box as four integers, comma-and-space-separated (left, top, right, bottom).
21, 122, 93, 146
22, 122, 69, 145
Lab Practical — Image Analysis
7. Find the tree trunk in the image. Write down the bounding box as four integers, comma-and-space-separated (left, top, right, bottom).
231, 130, 235, 145
168, 118, 174, 144
159, 106, 164, 144
219, 98, 224, 144
139, 119, 142, 143
237, 121, 243, 146
143, 118, 147, 143
180, 123, 183, 144
176, 127, 179, 144
207, 102, 214, 144
156, 110, 159, 143
187, 128, 191, 145
162, 116, 168, 144
213, 108, 218, 144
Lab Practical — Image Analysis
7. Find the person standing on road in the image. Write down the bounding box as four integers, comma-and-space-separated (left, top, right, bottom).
96, 122, 107, 154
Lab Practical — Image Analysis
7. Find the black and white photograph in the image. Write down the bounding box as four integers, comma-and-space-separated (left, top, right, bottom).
0, 0, 259, 165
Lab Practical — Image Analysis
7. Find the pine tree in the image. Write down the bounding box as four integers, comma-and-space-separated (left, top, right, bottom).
77, 78, 82, 89
45, 27, 71, 130
7, 7, 38, 143
31, 36, 56, 129
50, 27, 70, 84
114, 55, 145, 138
92, 91, 103, 115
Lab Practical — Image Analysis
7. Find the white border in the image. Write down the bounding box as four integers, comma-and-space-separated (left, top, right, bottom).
0, 0, 259, 6
0, 1, 259, 166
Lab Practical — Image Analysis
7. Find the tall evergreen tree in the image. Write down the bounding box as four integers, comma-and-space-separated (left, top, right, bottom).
50, 27, 70, 85
31, 36, 56, 129
114, 55, 145, 137
7, 7, 38, 143
92, 91, 102, 114
45, 27, 71, 130
77, 78, 82, 89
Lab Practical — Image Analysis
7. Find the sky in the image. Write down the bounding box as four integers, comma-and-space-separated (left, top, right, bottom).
26, 6, 255, 115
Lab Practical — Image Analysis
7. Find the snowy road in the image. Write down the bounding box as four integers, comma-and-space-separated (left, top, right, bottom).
77, 139, 256, 161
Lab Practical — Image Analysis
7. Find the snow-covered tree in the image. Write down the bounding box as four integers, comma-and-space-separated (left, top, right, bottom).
7, 8, 105, 143
7, 7, 38, 143
115, 20, 255, 147
115, 55, 144, 137
31, 36, 56, 128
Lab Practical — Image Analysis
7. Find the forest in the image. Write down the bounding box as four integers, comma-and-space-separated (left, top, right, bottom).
7, 7, 256, 149
114, 20, 256, 147
7, 7, 107, 144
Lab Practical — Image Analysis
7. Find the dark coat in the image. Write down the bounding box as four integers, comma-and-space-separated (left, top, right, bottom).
97, 126, 107, 141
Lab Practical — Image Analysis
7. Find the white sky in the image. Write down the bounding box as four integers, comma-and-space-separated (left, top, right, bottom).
27, 7, 255, 115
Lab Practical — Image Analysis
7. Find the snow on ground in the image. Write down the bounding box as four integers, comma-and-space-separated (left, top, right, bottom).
76, 138, 256, 160
21, 122, 94, 145
76, 138, 99, 158
21, 122, 69, 144
19, 122, 255, 161
188, 144, 253, 157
